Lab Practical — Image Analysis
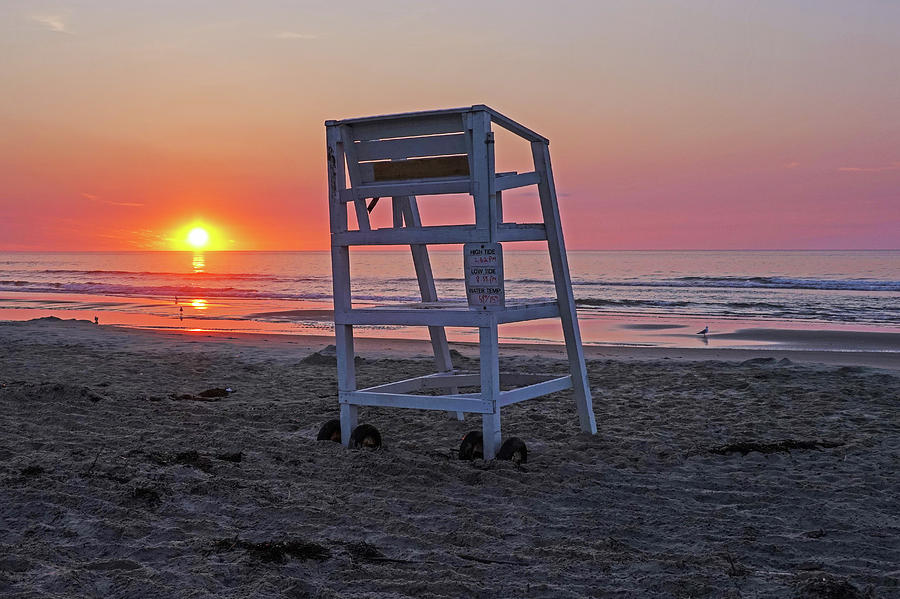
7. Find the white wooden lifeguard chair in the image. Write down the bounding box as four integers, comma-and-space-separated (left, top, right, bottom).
325, 105, 596, 459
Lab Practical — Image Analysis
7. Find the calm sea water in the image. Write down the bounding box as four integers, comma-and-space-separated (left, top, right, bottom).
1, 250, 898, 347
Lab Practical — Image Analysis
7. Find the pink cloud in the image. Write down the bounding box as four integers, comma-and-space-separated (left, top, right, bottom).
837, 162, 900, 172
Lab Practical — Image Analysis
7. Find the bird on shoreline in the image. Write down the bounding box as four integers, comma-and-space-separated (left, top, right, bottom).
697, 326, 709, 336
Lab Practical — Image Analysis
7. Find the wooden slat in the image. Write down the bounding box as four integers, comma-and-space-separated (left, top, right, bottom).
495, 301, 560, 323
339, 306, 493, 327
332, 224, 488, 246
340, 179, 470, 202
480, 105, 549, 143
499, 373, 557, 386
348, 113, 464, 141
340, 390, 492, 414
372, 155, 469, 182
355, 133, 467, 161
495, 223, 547, 242
498, 376, 573, 407
361, 372, 480, 393
495, 171, 541, 191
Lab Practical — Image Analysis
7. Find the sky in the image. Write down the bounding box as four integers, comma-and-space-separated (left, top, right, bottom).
1, 0, 898, 250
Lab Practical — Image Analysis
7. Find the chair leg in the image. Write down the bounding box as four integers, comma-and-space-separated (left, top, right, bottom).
335, 324, 358, 446
479, 323, 501, 459
532, 141, 597, 434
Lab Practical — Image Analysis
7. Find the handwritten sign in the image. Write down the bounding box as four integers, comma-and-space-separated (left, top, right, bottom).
464, 243, 504, 309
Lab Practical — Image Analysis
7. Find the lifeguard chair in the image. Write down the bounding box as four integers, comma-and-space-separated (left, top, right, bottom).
325, 105, 596, 459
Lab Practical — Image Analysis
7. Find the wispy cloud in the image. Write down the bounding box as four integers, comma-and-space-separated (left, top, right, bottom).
81, 193, 144, 207
837, 162, 900, 173
784, 162, 800, 169
30, 14, 71, 34
273, 31, 318, 40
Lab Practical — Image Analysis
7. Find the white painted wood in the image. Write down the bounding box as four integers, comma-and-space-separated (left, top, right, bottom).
328, 116, 358, 445
335, 324, 357, 446
340, 178, 470, 202
353, 198, 371, 231
532, 141, 597, 434
391, 197, 403, 228
498, 373, 559, 386
495, 171, 541, 192
355, 133, 467, 161
348, 113, 464, 141
340, 306, 493, 327
335, 106, 472, 125
339, 125, 372, 232
479, 322, 501, 460
326, 106, 596, 458
498, 376, 573, 407
495, 301, 559, 323
470, 111, 492, 232
326, 125, 348, 234
341, 391, 492, 414
332, 224, 489, 246
337, 300, 560, 327
361, 372, 480, 393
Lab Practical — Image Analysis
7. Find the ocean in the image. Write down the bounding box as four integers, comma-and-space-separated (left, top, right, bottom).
1, 250, 898, 349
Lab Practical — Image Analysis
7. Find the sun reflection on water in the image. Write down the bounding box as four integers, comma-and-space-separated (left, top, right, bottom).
192, 253, 205, 273
191, 299, 208, 310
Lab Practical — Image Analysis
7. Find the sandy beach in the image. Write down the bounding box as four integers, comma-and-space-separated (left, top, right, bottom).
1, 318, 898, 598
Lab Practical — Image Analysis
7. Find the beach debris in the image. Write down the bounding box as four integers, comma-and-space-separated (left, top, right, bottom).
710, 439, 844, 456
740, 357, 778, 367
497, 437, 528, 464
85, 445, 105, 475
722, 552, 750, 577
349, 424, 382, 449
341, 542, 416, 564
803, 529, 827, 538
457, 553, 526, 566
20, 465, 44, 477
794, 572, 868, 599
130, 486, 162, 507
300, 344, 364, 366
213, 538, 330, 564
198, 387, 230, 398
215, 451, 242, 463
83, 559, 141, 571
458, 431, 484, 461
316, 419, 341, 442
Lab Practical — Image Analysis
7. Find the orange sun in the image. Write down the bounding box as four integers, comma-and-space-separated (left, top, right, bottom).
187, 227, 210, 248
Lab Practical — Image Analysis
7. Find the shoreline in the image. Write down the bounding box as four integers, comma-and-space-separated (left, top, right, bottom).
4, 317, 898, 370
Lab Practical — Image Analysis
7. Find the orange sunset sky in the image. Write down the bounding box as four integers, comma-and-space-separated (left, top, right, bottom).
1, 1, 898, 251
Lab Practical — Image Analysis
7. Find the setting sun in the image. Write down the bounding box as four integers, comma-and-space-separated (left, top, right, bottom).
187, 227, 209, 248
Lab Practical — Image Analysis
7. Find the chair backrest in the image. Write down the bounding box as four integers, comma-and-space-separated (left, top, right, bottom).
339, 111, 473, 186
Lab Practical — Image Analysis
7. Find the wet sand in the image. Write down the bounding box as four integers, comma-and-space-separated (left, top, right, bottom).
1, 318, 898, 597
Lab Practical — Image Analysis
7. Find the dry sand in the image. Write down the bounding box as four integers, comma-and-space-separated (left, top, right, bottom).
1, 318, 898, 598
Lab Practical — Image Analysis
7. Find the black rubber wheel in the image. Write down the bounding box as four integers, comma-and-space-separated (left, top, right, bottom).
316, 419, 341, 443
458, 431, 483, 461
349, 424, 382, 449
497, 437, 527, 464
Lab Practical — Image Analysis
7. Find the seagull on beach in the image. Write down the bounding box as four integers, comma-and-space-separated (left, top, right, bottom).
697, 326, 709, 336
